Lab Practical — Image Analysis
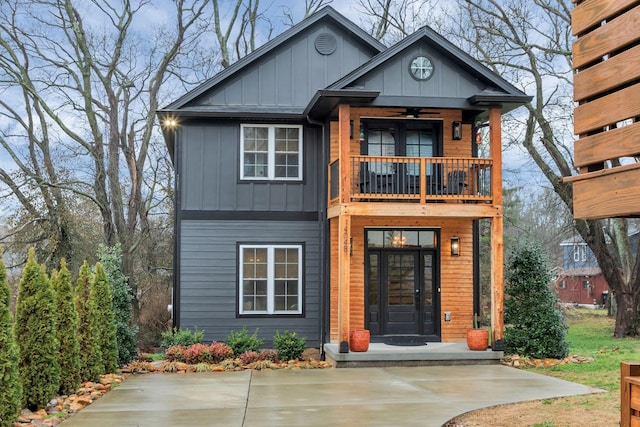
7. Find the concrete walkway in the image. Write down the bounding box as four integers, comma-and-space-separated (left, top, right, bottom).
60, 365, 603, 427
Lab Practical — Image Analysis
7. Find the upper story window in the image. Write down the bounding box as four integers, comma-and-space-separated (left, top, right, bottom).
240, 124, 303, 180
572, 244, 587, 262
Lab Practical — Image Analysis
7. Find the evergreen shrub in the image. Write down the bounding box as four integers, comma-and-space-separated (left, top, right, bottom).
160, 327, 204, 349
92, 262, 119, 373
75, 260, 101, 381
14, 248, 61, 409
504, 244, 570, 359
97, 244, 138, 366
273, 331, 306, 361
52, 260, 81, 395
225, 327, 263, 355
0, 250, 21, 427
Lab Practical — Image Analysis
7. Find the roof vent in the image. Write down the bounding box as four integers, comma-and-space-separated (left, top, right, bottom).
315, 33, 337, 55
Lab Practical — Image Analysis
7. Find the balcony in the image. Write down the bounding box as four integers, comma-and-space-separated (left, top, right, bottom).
329, 156, 493, 205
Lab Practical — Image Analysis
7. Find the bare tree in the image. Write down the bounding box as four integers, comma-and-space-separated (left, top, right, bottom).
213, 0, 276, 68
356, 0, 441, 42
0, 0, 209, 321
448, 0, 640, 337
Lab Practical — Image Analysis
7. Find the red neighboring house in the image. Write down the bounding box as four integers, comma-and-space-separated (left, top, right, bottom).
554, 237, 610, 306
555, 267, 607, 306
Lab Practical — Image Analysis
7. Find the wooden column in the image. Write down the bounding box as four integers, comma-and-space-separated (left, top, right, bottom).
337, 214, 351, 351
489, 107, 504, 345
337, 104, 351, 351
339, 104, 351, 204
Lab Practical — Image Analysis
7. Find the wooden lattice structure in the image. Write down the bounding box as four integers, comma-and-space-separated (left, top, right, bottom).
569, 0, 640, 219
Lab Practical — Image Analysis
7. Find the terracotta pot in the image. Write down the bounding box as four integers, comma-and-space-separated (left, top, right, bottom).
349, 329, 370, 352
466, 328, 489, 351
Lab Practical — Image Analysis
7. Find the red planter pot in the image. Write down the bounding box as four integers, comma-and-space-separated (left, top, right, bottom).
466, 328, 489, 351
349, 329, 370, 352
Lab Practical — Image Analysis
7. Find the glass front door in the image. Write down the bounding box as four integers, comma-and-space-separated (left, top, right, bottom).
365, 229, 440, 341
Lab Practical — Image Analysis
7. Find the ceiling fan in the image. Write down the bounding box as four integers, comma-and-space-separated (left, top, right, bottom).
390, 107, 441, 118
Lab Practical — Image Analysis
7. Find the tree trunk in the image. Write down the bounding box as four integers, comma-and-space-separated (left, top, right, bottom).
614, 290, 640, 337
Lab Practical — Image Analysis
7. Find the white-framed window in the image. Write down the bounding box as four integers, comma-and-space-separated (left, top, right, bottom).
240, 124, 303, 180
573, 244, 587, 262
239, 244, 303, 315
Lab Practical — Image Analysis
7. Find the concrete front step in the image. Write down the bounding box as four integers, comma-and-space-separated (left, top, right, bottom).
324, 342, 503, 368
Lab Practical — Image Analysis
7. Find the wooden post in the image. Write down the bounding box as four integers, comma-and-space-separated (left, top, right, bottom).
489, 107, 504, 346
420, 157, 427, 203
338, 213, 351, 352
339, 104, 351, 204
621, 362, 640, 427
337, 104, 351, 351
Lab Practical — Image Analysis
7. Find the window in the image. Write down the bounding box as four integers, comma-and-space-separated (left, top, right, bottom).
559, 280, 566, 289
239, 245, 302, 315
573, 244, 587, 262
240, 125, 302, 180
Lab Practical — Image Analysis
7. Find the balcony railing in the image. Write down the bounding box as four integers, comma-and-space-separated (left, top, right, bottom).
329, 156, 493, 204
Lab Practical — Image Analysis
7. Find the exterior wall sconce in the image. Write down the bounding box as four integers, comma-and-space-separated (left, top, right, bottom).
451, 236, 460, 256
452, 121, 462, 140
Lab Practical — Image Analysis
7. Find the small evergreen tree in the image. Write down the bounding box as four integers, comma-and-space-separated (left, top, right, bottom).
92, 262, 119, 373
75, 260, 102, 380
97, 244, 138, 365
14, 249, 61, 409
504, 244, 569, 359
52, 260, 81, 394
0, 250, 21, 427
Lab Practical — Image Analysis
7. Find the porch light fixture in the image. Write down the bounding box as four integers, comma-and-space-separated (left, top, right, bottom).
452, 121, 462, 140
450, 237, 460, 256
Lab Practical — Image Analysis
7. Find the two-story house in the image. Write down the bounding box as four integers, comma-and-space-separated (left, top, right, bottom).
159, 7, 530, 356
555, 237, 607, 306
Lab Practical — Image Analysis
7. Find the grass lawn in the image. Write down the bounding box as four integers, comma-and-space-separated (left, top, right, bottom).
449, 308, 640, 427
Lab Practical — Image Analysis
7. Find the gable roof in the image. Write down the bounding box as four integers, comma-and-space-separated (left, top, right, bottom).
161, 6, 385, 112
327, 26, 530, 111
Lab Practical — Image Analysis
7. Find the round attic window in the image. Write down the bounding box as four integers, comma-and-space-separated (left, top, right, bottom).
315, 33, 337, 55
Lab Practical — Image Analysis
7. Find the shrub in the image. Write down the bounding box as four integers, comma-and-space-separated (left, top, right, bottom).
165, 345, 186, 362
239, 350, 261, 365
91, 263, 119, 373
0, 250, 21, 427
504, 244, 569, 359
75, 261, 102, 381
258, 349, 279, 363
15, 249, 61, 410
273, 331, 306, 361
97, 244, 138, 366
225, 327, 263, 355
52, 260, 81, 395
209, 342, 234, 363
183, 343, 211, 364
160, 327, 204, 349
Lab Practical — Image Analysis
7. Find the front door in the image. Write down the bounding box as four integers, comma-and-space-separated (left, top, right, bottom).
385, 251, 420, 334
367, 247, 440, 341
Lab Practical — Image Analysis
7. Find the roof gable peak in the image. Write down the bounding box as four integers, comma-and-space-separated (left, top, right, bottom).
162, 6, 385, 111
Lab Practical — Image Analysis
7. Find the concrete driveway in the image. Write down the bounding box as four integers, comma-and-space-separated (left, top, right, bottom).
59, 365, 602, 427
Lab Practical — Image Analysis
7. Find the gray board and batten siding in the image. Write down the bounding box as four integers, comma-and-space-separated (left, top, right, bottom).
187, 21, 380, 111
347, 45, 489, 102
179, 220, 322, 346
179, 122, 322, 212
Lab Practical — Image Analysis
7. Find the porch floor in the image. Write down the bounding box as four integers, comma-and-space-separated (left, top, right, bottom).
324, 342, 503, 368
